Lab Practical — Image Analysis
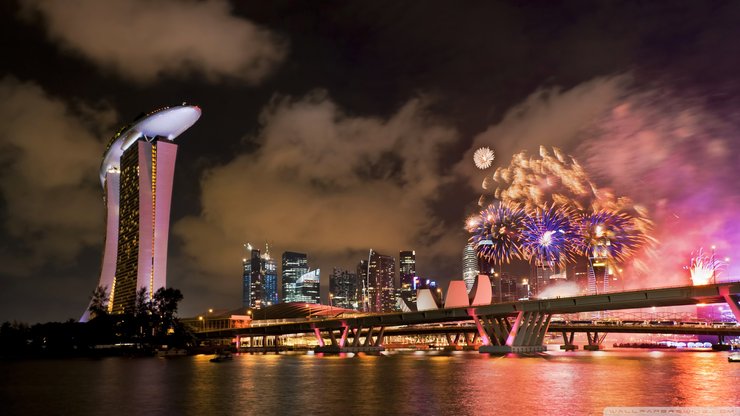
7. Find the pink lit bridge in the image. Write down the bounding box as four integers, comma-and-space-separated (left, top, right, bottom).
196, 282, 740, 354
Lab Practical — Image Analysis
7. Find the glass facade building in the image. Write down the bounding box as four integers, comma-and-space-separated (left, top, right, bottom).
282, 252, 308, 303
329, 267, 359, 309
295, 269, 321, 304
242, 244, 262, 308
367, 250, 396, 312
399, 250, 416, 306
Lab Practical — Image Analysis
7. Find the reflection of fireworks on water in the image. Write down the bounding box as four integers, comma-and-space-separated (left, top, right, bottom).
473, 147, 495, 170
521, 205, 577, 268
684, 248, 725, 285
466, 202, 526, 265
577, 210, 646, 264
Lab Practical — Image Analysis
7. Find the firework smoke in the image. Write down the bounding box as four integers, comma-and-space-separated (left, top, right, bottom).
578, 90, 740, 286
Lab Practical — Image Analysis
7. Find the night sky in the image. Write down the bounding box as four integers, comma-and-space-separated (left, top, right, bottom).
2, 0, 740, 323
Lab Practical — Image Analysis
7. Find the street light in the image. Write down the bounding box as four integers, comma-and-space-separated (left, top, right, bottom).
198, 316, 204, 331
206, 308, 213, 330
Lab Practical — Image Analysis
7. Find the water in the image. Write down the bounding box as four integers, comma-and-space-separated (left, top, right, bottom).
1, 349, 738, 416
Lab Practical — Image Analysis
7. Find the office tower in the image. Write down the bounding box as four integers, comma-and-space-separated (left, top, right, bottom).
357, 259, 369, 311
399, 250, 416, 305
517, 277, 531, 300
329, 267, 359, 309
282, 251, 308, 302
534, 266, 556, 298
499, 273, 518, 302
243, 243, 262, 308
85, 105, 200, 319
367, 250, 396, 312
462, 243, 479, 293
587, 258, 610, 295
295, 269, 321, 304
262, 244, 278, 306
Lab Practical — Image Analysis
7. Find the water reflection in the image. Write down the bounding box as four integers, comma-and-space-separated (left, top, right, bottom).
0, 350, 737, 416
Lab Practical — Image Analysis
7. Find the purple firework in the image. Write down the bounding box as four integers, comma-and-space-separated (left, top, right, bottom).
468, 202, 526, 265
576, 210, 645, 263
521, 205, 577, 268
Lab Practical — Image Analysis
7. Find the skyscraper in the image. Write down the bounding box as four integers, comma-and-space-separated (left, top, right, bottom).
243, 243, 279, 308
262, 244, 278, 306
242, 243, 262, 308
85, 105, 200, 319
462, 243, 479, 293
588, 246, 610, 295
399, 250, 416, 305
295, 269, 321, 304
282, 252, 308, 302
367, 250, 396, 312
357, 259, 369, 311
329, 267, 359, 309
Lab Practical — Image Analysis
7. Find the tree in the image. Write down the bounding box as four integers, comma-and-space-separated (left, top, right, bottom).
152, 287, 183, 336
135, 287, 153, 316
88, 286, 109, 319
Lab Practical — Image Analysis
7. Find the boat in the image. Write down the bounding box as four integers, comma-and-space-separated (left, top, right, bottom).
210, 351, 234, 362
728, 353, 740, 363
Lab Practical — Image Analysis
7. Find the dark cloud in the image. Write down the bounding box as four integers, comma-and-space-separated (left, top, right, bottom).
173, 91, 461, 308
0, 78, 112, 274
21, 0, 287, 84
456, 76, 628, 189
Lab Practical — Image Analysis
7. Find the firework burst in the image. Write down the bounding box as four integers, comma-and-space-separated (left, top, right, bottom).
520, 205, 577, 268
467, 202, 526, 265
481, 146, 654, 269
576, 210, 646, 264
684, 248, 725, 286
473, 147, 495, 170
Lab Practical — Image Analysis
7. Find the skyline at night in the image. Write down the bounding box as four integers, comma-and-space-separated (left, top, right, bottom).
2, 1, 740, 323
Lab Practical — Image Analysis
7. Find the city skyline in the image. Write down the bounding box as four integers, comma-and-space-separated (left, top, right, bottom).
2, 2, 740, 323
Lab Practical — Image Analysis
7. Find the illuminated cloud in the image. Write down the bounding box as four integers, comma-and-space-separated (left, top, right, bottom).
456, 76, 627, 188
21, 0, 287, 84
0, 77, 111, 275
577, 90, 740, 285
173, 91, 461, 300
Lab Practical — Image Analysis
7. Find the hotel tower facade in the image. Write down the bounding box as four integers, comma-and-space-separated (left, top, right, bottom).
83, 105, 200, 319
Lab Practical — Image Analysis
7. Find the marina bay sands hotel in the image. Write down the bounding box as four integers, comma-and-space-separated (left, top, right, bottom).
82, 105, 201, 320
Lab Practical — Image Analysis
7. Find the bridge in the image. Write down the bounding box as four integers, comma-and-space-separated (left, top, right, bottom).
196, 282, 740, 353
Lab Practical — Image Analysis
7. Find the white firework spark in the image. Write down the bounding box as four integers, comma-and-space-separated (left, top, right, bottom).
473, 147, 495, 170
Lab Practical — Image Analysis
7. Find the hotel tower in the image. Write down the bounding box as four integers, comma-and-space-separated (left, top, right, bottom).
83, 105, 200, 319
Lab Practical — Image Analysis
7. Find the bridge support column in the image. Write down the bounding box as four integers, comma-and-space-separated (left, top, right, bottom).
719, 286, 740, 322
475, 310, 552, 354
314, 325, 385, 354
560, 331, 578, 350
443, 333, 463, 351
584, 331, 607, 351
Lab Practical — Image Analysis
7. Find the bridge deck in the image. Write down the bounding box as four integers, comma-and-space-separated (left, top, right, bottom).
197, 282, 740, 339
